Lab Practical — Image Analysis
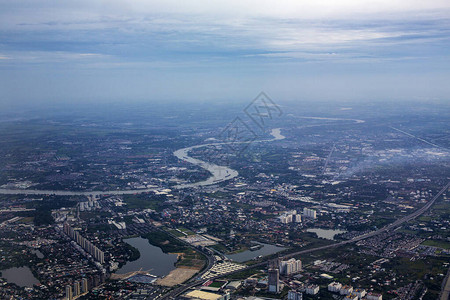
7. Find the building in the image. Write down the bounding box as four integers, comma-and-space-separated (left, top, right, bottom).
279, 210, 302, 224
73, 281, 81, 297
63, 223, 105, 264
340, 285, 353, 295
279, 214, 293, 224
225, 281, 241, 290
303, 208, 317, 219
65, 285, 73, 300
81, 278, 88, 294
345, 294, 358, 300
279, 258, 302, 275
305, 284, 319, 295
366, 293, 383, 300
353, 288, 366, 299
268, 268, 280, 293
287, 290, 303, 300
328, 282, 342, 292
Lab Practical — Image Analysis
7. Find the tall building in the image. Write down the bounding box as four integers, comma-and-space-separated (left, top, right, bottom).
65, 285, 73, 300
81, 278, 89, 294
279, 210, 302, 224
63, 223, 105, 264
279, 214, 293, 224
279, 258, 302, 275
303, 208, 317, 219
268, 265, 280, 293
73, 281, 81, 297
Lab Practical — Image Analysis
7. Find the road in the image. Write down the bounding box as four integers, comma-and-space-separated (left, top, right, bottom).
440, 265, 450, 300
389, 126, 449, 151
161, 182, 449, 299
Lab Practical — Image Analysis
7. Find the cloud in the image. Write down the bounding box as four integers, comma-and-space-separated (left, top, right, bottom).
0, 0, 449, 103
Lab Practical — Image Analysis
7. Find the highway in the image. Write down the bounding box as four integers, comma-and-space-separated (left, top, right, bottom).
160, 182, 450, 299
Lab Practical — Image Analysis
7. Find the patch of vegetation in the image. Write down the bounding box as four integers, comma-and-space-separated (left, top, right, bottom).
142, 230, 187, 253
19, 197, 76, 226
124, 242, 140, 262
422, 239, 450, 250
123, 193, 167, 211
176, 248, 205, 269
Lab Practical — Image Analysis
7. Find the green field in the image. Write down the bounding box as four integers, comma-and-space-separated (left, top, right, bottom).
422, 239, 450, 250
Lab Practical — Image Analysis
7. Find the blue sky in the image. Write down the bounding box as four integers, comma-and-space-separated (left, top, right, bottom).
0, 0, 449, 105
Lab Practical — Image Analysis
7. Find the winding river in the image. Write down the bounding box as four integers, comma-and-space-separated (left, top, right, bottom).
0, 128, 285, 195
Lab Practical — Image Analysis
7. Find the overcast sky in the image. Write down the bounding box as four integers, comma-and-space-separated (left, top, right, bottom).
1, 0, 449, 105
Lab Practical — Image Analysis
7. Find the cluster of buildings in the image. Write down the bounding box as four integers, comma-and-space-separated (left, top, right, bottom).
65, 278, 88, 300
279, 210, 302, 224
278, 208, 317, 224
268, 258, 302, 293
328, 282, 382, 299
303, 208, 317, 219
279, 258, 302, 275
179, 280, 243, 300
78, 197, 100, 211
63, 223, 105, 264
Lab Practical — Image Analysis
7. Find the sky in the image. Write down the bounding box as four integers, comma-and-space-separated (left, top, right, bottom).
0, 0, 449, 106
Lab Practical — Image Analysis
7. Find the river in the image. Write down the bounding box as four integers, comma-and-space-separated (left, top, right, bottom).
0, 128, 285, 195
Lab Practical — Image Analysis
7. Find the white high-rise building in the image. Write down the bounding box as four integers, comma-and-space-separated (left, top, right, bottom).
279, 214, 293, 224
279, 210, 302, 224
279, 258, 302, 275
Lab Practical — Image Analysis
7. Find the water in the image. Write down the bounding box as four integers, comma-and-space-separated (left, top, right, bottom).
32, 249, 44, 259
226, 243, 285, 263
173, 128, 285, 188
306, 228, 347, 240
116, 237, 178, 276
0, 266, 40, 287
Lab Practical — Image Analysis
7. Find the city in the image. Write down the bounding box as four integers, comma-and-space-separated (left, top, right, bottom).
0, 100, 449, 300
1, 1, 449, 300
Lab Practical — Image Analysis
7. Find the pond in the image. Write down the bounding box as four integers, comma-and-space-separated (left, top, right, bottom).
116, 237, 178, 276
0, 266, 40, 287
306, 228, 347, 240
32, 249, 44, 259
225, 243, 285, 263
